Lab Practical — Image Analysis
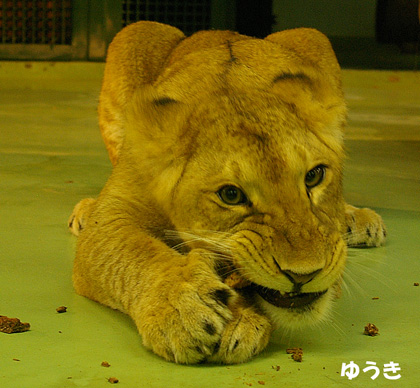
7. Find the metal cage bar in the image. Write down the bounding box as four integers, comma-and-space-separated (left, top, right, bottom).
0, 0, 72, 45
121, 0, 212, 36
0, 0, 234, 60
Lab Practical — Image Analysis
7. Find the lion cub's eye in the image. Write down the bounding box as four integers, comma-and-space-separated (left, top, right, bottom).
217, 186, 248, 206
305, 165, 326, 189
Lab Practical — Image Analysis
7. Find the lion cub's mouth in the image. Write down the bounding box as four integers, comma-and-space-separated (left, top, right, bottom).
221, 268, 327, 309
254, 285, 327, 309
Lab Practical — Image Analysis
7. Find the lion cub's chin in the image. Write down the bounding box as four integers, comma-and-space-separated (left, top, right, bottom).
256, 287, 337, 330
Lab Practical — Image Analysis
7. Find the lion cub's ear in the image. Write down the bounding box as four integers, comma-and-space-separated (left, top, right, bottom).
265, 28, 341, 91
266, 28, 346, 144
124, 86, 190, 159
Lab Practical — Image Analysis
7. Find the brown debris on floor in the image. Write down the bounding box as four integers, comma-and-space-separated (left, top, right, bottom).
0, 315, 30, 334
364, 323, 379, 336
286, 347, 303, 362
56, 306, 67, 313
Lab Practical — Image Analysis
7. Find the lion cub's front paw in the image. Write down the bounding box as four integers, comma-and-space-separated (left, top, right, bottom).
208, 304, 272, 364
68, 198, 96, 236
345, 204, 387, 247
136, 252, 270, 364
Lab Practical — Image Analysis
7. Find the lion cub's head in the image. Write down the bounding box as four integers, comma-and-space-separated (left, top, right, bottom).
122, 31, 348, 328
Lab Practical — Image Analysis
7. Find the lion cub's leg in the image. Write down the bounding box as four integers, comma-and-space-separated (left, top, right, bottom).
68, 198, 96, 236
344, 204, 387, 247
74, 207, 271, 364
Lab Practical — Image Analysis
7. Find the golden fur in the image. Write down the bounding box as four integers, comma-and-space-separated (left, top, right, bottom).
69, 21, 386, 364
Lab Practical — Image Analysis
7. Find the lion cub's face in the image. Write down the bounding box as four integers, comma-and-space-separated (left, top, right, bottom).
150, 85, 348, 328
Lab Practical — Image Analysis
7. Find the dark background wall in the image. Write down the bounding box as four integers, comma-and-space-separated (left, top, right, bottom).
0, 0, 419, 69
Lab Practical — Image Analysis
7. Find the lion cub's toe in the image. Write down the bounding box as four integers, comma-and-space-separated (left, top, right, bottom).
345, 205, 387, 247
208, 305, 272, 364
68, 198, 96, 236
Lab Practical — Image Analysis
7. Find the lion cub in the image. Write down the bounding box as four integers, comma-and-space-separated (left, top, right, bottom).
69, 21, 386, 364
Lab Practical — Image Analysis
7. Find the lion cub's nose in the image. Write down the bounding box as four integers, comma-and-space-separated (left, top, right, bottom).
283, 269, 321, 285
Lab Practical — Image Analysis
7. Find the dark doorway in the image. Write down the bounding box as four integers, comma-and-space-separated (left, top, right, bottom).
376, 0, 420, 51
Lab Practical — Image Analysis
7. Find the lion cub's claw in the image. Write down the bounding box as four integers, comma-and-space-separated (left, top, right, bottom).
208, 306, 272, 364
141, 279, 234, 363
345, 205, 387, 247
68, 198, 96, 236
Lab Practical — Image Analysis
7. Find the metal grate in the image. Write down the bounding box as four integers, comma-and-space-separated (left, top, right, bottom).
0, 0, 72, 45
122, 0, 211, 36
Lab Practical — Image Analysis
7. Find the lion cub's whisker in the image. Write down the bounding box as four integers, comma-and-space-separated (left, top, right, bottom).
164, 229, 233, 254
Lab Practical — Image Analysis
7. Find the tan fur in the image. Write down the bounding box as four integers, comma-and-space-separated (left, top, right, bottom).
69, 21, 386, 364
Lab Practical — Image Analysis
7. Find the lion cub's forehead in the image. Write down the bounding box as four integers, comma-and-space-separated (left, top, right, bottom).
204, 116, 322, 186
188, 88, 343, 185
222, 137, 310, 184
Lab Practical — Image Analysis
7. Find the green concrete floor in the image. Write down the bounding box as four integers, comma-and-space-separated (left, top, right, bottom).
0, 62, 419, 388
